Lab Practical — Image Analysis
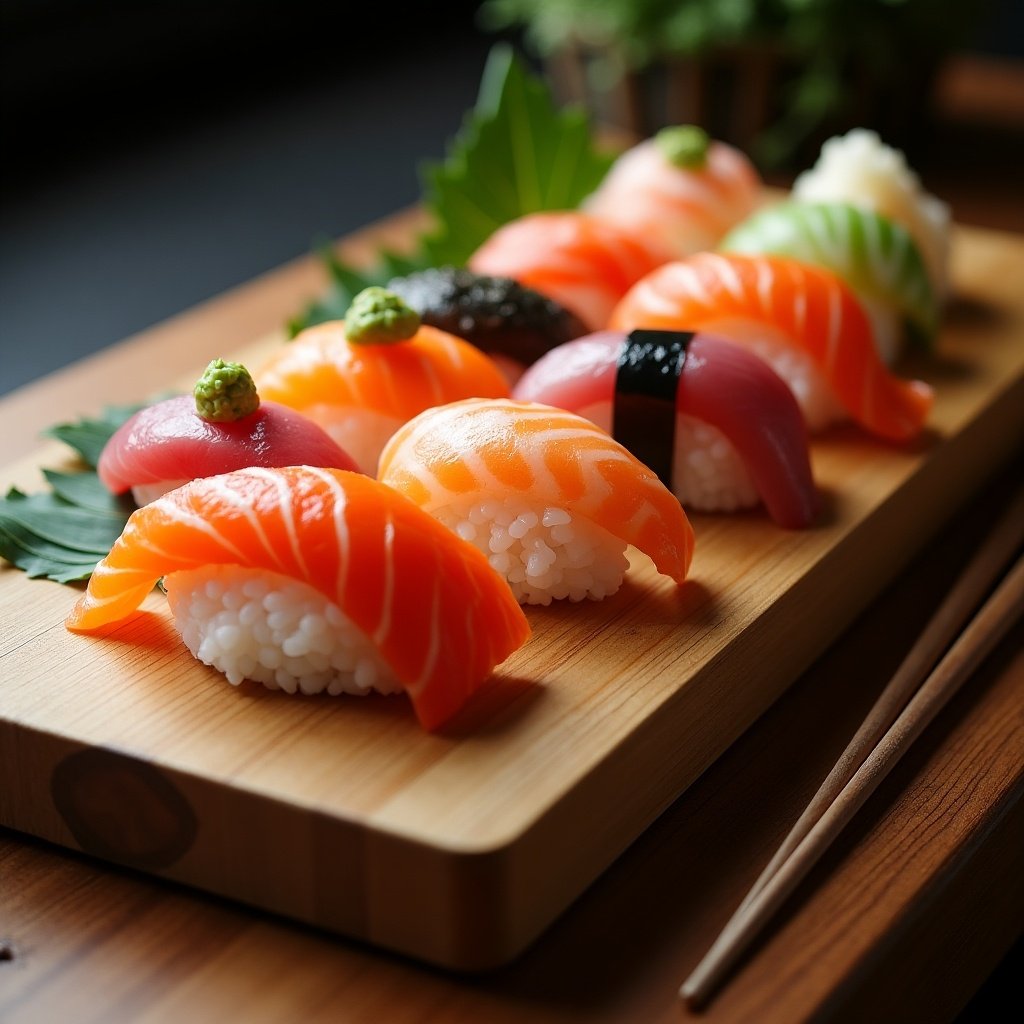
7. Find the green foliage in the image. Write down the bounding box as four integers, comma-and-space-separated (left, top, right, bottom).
290, 44, 613, 335
418, 43, 614, 267
0, 405, 142, 582
479, 0, 987, 166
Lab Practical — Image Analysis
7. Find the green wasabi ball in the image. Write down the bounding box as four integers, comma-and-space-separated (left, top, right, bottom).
194, 359, 260, 422
656, 125, 710, 170
344, 286, 421, 345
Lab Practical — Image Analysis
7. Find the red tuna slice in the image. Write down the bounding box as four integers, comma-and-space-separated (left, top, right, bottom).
98, 394, 361, 497
513, 330, 818, 529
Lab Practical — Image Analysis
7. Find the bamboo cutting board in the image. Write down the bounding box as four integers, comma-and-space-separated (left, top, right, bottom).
1, 219, 1022, 971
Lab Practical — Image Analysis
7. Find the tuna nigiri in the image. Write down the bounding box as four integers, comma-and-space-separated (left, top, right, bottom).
98, 359, 360, 505
467, 211, 669, 332
377, 397, 695, 605
513, 330, 818, 529
609, 252, 934, 442
66, 466, 530, 731
720, 201, 939, 362
585, 125, 762, 257
258, 287, 509, 474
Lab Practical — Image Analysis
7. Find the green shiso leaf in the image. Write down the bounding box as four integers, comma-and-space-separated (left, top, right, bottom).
42, 469, 137, 516
1, 488, 128, 554
0, 516, 101, 578
0, 403, 145, 583
289, 44, 613, 335
44, 402, 144, 468
419, 44, 614, 267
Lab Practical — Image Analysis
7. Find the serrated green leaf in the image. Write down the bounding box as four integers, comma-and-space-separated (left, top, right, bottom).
419, 44, 614, 267
289, 44, 614, 334
42, 469, 137, 516
44, 402, 145, 468
0, 490, 128, 554
0, 517, 103, 569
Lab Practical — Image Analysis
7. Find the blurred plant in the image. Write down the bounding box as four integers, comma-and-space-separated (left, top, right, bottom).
479, 0, 988, 166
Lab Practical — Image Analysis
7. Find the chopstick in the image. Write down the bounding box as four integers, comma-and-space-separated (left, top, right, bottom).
680, 490, 1024, 1009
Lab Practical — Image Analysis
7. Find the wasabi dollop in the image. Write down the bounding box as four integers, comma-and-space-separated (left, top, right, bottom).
194, 359, 260, 422
345, 286, 421, 345
656, 125, 710, 170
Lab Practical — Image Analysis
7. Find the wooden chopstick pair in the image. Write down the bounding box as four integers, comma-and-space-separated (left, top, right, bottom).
680, 488, 1024, 1009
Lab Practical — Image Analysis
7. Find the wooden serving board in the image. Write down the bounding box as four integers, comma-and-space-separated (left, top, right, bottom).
1, 219, 1022, 971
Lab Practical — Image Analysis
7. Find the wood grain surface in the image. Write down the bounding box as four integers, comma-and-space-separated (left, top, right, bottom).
1, 215, 1023, 973
2, 463, 1021, 1023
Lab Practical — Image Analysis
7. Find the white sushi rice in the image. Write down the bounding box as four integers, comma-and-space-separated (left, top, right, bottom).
164, 564, 402, 697
673, 415, 759, 513
131, 479, 191, 506
793, 128, 950, 296
434, 495, 629, 606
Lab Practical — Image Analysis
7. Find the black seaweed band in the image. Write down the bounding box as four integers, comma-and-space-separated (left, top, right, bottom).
613, 329, 694, 487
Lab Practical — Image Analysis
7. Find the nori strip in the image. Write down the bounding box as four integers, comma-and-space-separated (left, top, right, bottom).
613, 330, 693, 487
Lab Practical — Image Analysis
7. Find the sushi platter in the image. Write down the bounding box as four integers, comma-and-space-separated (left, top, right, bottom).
0, 208, 1021, 971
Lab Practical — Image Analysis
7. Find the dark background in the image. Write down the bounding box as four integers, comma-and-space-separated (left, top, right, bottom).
3, 0, 1023, 398
1, 0, 500, 395
0, 0, 1021, 1010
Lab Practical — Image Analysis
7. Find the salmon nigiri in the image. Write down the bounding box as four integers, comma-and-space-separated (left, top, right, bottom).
609, 252, 933, 442
66, 466, 530, 730
378, 398, 695, 605
258, 287, 509, 474
467, 211, 669, 332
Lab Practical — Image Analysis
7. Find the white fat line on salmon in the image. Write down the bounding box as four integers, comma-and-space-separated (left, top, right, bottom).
115, 531, 204, 569
674, 173, 735, 229
74, 580, 155, 614
436, 331, 466, 372
205, 478, 288, 575
671, 262, 714, 311
622, 497, 675, 538
755, 257, 776, 318
239, 468, 310, 582
705, 253, 745, 303
372, 515, 396, 647
419, 348, 449, 407
302, 466, 351, 596
792, 277, 808, 338
291, 341, 327, 378
150, 496, 248, 562
412, 573, 443, 694
459, 559, 489, 667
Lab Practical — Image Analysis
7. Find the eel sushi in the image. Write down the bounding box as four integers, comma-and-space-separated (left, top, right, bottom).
66, 466, 530, 731
98, 359, 360, 505
609, 252, 934, 442
585, 125, 762, 257
512, 329, 818, 529
258, 287, 509, 474
467, 211, 669, 332
377, 397, 695, 605
720, 201, 940, 363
